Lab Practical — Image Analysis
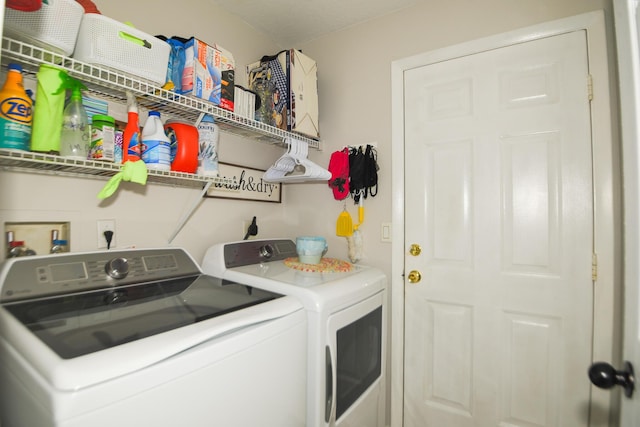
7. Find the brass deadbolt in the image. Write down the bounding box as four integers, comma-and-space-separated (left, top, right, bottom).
409, 244, 422, 256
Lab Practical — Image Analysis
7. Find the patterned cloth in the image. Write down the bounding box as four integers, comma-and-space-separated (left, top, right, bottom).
284, 257, 353, 273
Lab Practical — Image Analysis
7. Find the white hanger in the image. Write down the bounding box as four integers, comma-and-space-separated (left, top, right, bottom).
263, 138, 331, 183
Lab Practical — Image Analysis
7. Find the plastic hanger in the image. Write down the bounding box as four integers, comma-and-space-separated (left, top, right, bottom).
263, 138, 331, 183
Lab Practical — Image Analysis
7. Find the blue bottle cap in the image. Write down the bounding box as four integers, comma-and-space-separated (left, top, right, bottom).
8, 63, 22, 72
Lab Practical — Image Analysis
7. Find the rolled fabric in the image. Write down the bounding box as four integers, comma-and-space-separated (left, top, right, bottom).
97, 160, 148, 199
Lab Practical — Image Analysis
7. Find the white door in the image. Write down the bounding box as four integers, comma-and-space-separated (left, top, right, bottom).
614, 0, 640, 424
403, 30, 595, 426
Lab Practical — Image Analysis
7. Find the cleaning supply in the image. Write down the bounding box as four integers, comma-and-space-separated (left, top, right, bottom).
164, 120, 198, 173
31, 64, 68, 153
196, 114, 219, 176
97, 160, 148, 199
122, 91, 141, 162
59, 77, 90, 159
0, 63, 33, 151
141, 111, 171, 171
89, 114, 116, 161
336, 202, 354, 237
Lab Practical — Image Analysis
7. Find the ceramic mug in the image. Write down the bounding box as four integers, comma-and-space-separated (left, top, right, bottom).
296, 236, 328, 264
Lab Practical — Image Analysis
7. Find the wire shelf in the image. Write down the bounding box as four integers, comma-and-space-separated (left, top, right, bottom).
0, 149, 235, 188
0, 37, 321, 150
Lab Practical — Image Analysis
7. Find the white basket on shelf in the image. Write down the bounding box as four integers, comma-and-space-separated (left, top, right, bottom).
3, 0, 84, 56
72, 13, 171, 86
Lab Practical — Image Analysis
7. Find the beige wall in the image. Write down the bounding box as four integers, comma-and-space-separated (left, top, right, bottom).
1, 0, 612, 278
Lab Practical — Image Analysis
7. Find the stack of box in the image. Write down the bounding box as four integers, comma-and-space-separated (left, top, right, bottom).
178, 38, 235, 112
247, 49, 319, 139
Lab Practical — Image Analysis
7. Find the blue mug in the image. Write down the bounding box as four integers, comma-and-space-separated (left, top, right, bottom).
296, 236, 328, 264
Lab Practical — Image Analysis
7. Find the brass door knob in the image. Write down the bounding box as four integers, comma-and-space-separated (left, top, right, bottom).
408, 270, 422, 283
409, 244, 422, 256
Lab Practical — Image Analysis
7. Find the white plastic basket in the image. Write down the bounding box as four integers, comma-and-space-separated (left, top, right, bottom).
3, 0, 84, 56
72, 14, 171, 86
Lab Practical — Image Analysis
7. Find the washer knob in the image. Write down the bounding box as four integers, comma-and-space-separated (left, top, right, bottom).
105, 257, 130, 279
259, 244, 274, 259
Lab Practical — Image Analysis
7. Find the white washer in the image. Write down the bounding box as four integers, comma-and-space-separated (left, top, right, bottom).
0, 247, 307, 427
202, 238, 387, 427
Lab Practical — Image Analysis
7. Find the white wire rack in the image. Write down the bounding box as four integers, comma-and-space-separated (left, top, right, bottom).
0, 37, 321, 148
0, 37, 321, 188
0, 149, 236, 188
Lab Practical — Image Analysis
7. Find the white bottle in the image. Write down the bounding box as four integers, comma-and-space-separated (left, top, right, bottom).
197, 114, 219, 176
141, 111, 171, 171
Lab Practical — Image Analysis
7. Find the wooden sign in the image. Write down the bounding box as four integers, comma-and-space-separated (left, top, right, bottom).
205, 162, 282, 203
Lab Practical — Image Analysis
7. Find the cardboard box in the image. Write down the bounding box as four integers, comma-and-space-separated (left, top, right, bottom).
180, 38, 234, 111
247, 49, 319, 138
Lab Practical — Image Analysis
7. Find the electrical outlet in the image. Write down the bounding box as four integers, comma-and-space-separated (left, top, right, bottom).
97, 220, 116, 249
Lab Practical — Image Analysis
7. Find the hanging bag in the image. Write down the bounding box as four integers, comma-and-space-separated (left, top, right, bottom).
364, 144, 378, 198
328, 148, 350, 200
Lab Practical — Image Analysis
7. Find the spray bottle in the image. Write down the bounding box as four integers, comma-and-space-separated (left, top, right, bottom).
30, 64, 67, 154
122, 91, 141, 162
60, 77, 90, 159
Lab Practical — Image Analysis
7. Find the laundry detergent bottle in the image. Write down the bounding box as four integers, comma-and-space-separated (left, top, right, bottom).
141, 111, 171, 171
0, 63, 33, 151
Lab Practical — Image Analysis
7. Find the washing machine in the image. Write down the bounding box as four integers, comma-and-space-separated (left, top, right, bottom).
0, 247, 307, 427
202, 238, 387, 427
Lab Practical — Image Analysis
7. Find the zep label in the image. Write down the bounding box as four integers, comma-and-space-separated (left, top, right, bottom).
0, 96, 32, 150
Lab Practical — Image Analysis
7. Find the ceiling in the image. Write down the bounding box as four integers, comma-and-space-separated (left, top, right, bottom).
208, 0, 419, 48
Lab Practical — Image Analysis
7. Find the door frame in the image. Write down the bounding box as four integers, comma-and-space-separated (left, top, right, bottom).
390, 11, 620, 426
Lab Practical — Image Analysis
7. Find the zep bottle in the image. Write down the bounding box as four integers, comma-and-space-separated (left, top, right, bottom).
141, 111, 171, 171
0, 63, 33, 151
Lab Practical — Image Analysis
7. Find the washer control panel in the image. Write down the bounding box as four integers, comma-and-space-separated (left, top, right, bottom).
0, 248, 201, 302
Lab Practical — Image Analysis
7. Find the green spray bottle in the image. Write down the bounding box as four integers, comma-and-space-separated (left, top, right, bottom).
30, 64, 68, 154
59, 77, 90, 159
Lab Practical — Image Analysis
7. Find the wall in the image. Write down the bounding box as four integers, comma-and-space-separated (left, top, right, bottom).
1, 0, 611, 277
291, 0, 614, 287
0, 0, 323, 264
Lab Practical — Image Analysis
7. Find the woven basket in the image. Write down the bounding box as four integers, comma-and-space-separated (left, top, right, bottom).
4, 0, 84, 56
72, 13, 170, 86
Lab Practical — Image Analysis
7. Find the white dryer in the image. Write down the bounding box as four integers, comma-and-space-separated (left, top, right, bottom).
202, 238, 387, 427
0, 247, 307, 427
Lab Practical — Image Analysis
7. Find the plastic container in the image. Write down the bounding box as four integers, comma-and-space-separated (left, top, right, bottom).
4, 0, 84, 56
122, 92, 141, 162
89, 114, 116, 161
196, 114, 220, 176
0, 63, 32, 151
60, 79, 90, 159
141, 111, 171, 171
164, 120, 198, 173
73, 14, 171, 85
31, 64, 67, 154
